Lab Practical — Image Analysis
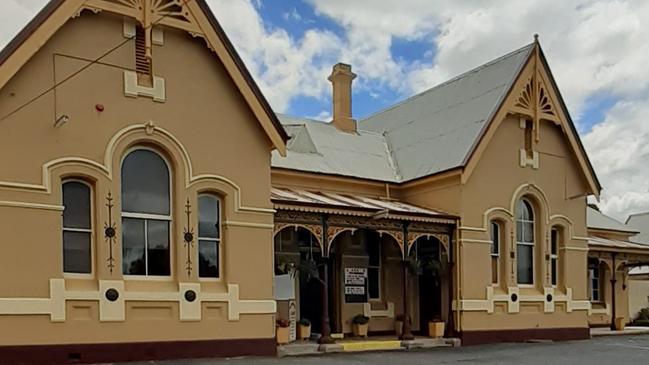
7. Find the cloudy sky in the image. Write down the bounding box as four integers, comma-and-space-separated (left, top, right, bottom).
2, 0, 649, 221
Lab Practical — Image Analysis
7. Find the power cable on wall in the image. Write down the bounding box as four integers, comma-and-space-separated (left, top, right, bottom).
0, 0, 194, 123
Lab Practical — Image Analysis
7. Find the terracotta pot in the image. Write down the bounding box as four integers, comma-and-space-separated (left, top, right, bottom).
298, 324, 311, 340
394, 320, 404, 337
428, 321, 445, 338
276, 326, 290, 344
353, 323, 369, 337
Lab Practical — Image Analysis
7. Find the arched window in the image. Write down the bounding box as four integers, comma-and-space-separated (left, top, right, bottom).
198, 194, 221, 278
62, 180, 92, 274
550, 228, 560, 286
490, 221, 500, 284
121, 149, 171, 276
516, 199, 534, 285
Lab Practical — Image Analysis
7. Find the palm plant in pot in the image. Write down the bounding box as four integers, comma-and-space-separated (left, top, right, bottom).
298, 318, 312, 340
352, 314, 370, 338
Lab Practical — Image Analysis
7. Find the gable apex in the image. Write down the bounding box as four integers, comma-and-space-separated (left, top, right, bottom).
0, 0, 288, 155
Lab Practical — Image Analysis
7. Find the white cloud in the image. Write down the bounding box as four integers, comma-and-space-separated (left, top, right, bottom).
583, 97, 649, 221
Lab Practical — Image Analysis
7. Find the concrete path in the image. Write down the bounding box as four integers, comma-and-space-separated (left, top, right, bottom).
113, 334, 649, 365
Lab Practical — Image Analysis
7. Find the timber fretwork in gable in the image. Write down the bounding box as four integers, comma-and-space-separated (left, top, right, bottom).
507, 41, 563, 170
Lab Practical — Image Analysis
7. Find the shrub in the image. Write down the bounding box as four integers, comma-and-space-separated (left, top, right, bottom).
352, 314, 370, 325
299, 318, 311, 326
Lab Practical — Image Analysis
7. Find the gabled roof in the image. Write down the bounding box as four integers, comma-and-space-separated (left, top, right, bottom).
272, 41, 601, 196
626, 212, 649, 244
587, 206, 638, 234
360, 44, 534, 181
0, 0, 288, 153
272, 114, 400, 182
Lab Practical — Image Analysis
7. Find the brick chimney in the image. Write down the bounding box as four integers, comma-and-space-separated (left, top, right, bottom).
328, 63, 357, 133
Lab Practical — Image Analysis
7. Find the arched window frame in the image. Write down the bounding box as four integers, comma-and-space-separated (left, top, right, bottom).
62, 178, 94, 277
490, 220, 501, 285
120, 147, 173, 279
197, 193, 222, 280
516, 198, 535, 286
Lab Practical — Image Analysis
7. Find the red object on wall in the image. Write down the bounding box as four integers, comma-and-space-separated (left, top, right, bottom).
95, 104, 105, 112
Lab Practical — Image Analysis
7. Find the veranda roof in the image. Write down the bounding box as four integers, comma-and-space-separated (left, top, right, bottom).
588, 236, 649, 254
271, 187, 456, 224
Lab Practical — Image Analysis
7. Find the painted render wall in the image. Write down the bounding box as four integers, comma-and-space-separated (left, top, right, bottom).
401, 114, 591, 334
0, 11, 276, 346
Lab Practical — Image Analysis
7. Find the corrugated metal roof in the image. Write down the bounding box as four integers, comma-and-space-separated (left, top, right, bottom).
587, 207, 638, 234
271, 187, 454, 222
360, 44, 534, 181
271, 114, 400, 182
626, 212, 649, 244
588, 236, 649, 252
270, 44, 533, 182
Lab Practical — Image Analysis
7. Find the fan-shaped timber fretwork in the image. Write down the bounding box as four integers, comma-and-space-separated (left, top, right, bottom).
537, 81, 557, 118
514, 77, 533, 111
83, 0, 202, 34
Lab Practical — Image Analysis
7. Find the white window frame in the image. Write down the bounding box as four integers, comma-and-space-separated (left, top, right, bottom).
62, 179, 94, 279
197, 193, 222, 281
490, 221, 500, 285
550, 228, 559, 287
589, 260, 601, 303
516, 199, 535, 286
121, 147, 173, 281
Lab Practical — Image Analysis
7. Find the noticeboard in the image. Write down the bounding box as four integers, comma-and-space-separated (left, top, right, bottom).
344, 268, 368, 303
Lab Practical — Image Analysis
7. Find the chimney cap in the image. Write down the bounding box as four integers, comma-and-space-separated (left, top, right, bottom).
329, 63, 357, 81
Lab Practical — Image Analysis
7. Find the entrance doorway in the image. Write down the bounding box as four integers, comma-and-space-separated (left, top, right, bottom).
411, 236, 446, 336
274, 227, 323, 333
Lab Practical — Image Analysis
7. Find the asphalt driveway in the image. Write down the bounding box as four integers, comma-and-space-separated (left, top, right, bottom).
112, 334, 649, 365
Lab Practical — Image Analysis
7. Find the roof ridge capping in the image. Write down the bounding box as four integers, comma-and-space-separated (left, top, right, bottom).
359, 42, 535, 124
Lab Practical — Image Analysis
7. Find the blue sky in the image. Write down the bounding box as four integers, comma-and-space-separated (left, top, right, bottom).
246, 0, 611, 130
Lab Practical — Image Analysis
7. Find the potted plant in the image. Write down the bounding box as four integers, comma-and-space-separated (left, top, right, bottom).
352, 314, 370, 338
429, 316, 445, 338
276, 319, 290, 344
394, 314, 405, 337
298, 318, 312, 340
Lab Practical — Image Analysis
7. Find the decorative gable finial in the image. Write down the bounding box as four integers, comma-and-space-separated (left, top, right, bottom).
534, 33, 539, 44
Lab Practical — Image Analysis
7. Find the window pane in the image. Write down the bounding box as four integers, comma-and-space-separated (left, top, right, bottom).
199, 240, 219, 278
121, 150, 170, 215
516, 221, 523, 242
523, 222, 534, 243
63, 182, 91, 229
367, 243, 380, 267
517, 244, 533, 284
198, 195, 219, 238
122, 218, 145, 275
491, 256, 498, 284
147, 220, 170, 276
368, 267, 380, 299
491, 222, 499, 254
63, 231, 91, 273
551, 229, 558, 254
551, 258, 557, 286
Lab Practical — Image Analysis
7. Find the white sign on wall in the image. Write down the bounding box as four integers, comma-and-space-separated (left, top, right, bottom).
344, 286, 365, 295
345, 268, 367, 285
